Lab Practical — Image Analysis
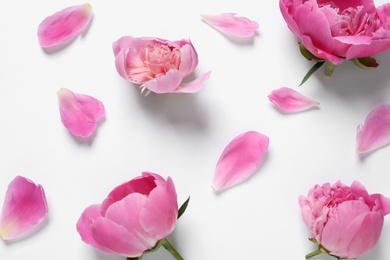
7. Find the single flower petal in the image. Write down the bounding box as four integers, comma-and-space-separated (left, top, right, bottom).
37, 3, 93, 48
175, 71, 211, 93
268, 87, 320, 113
57, 88, 105, 138
212, 131, 269, 191
201, 13, 259, 38
356, 103, 390, 153
0, 176, 48, 240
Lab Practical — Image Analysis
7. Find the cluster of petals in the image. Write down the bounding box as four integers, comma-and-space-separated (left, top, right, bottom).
201, 13, 259, 38
268, 87, 319, 113
37, 3, 93, 49
0, 176, 48, 240
356, 103, 390, 154
299, 180, 390, 258
279, 0, 390, 64
76, 172, 178, 258
211, 131, 269, 192
113, 36, 211, 94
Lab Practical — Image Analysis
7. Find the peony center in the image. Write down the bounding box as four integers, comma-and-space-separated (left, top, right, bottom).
140, 44, 181, 78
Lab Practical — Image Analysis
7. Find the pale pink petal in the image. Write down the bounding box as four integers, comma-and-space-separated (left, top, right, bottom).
38, 3, 93, 48
212, 131, 269, 191
175, 71, 211, 93
201, 13, 259, 38
356, 103, 390, 153
141, 70, 183, 94
268, 87, 320, 113
57, 88, 105, 138
0, 176, 48, 240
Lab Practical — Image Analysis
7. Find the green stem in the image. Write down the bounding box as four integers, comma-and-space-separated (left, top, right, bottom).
160, 238, 184, 260
305, 248, 324, 259
325, 61, 335, 77
127, 257, 142, 260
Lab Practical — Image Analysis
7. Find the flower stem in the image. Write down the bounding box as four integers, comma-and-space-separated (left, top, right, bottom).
325, 61, 334, 77
305, 248, 324, 259
160, 238, 184, 260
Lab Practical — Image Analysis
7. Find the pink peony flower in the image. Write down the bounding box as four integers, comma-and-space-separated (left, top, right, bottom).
57, 88, 105, 138
299, 180, 390, 259
211, 131, 269, 192
280, 0, 390, 65
113, 36, 211, 94
0, 176, 48, 240
76, 172, 180, 258
201, 13, 259, 38
37, 3, 93, 49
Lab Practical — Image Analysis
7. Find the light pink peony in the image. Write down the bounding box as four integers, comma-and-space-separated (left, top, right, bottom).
299, 181, 390, 259
113, 36, 210, 94
76, 172, 178, 258
280, 0, 390, 64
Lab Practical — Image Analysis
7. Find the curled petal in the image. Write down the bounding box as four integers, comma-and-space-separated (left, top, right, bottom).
212, 131, 269, 191
57, 88, 105, 138
38, 3, 93, 48
0, 176, 48, 240
356, 103, 390, 154
201, 13, 259, 38
268, 87, 320, 113
176, 71, 212, 93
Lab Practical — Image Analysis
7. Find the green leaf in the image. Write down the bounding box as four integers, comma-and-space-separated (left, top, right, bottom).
299, 43, 324, 62
178, 196, 190, 219
299, 61, 325, 86
352, 57, 379, 69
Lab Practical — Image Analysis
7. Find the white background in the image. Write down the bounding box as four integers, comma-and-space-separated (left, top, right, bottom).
1, 1, 390, 259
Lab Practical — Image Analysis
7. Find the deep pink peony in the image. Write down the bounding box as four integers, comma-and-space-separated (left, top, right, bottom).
113, 36, 210, 94
76, 172, 179, 258
299, 180, 390, 259
280, 0, 390, 65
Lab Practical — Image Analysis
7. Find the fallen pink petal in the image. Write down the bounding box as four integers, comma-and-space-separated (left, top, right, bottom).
268, 87, 320, 113
212, 131, 269, 191
0, 176, 48, 240
57, 88, 105, 138
356, 103, 390, 154
37, 3, 93, 48
201, 13, 259, 38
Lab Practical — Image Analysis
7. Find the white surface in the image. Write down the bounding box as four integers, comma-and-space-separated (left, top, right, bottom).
1, 1, 390, 259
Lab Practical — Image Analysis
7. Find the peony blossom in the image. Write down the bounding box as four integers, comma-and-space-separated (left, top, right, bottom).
37, 3, 93, 49
113, 36, 211, 94
57, 88, 105, 138
0, 176, 48, 240
76, 172, 182, 258
268, 87, 319, 113
211, 131, 269, 192
280, 0, 390, 64
201, 13, 259, 38
299, 180, 390, 259
356, 103, 390, 154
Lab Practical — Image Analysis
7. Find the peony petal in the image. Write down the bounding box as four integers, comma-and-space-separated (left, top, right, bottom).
268, 87, 320, 113
201, 13, 259, 38
356, 103, 390, 153
175, 71, 211, 93
142, 70, 183, 94
57, 88, 105, 138
0, 176, 48, 240
140, 177, 178, 241
76, 204, 112, 254
37, 3, 93, 48
212, 131, 269, 191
